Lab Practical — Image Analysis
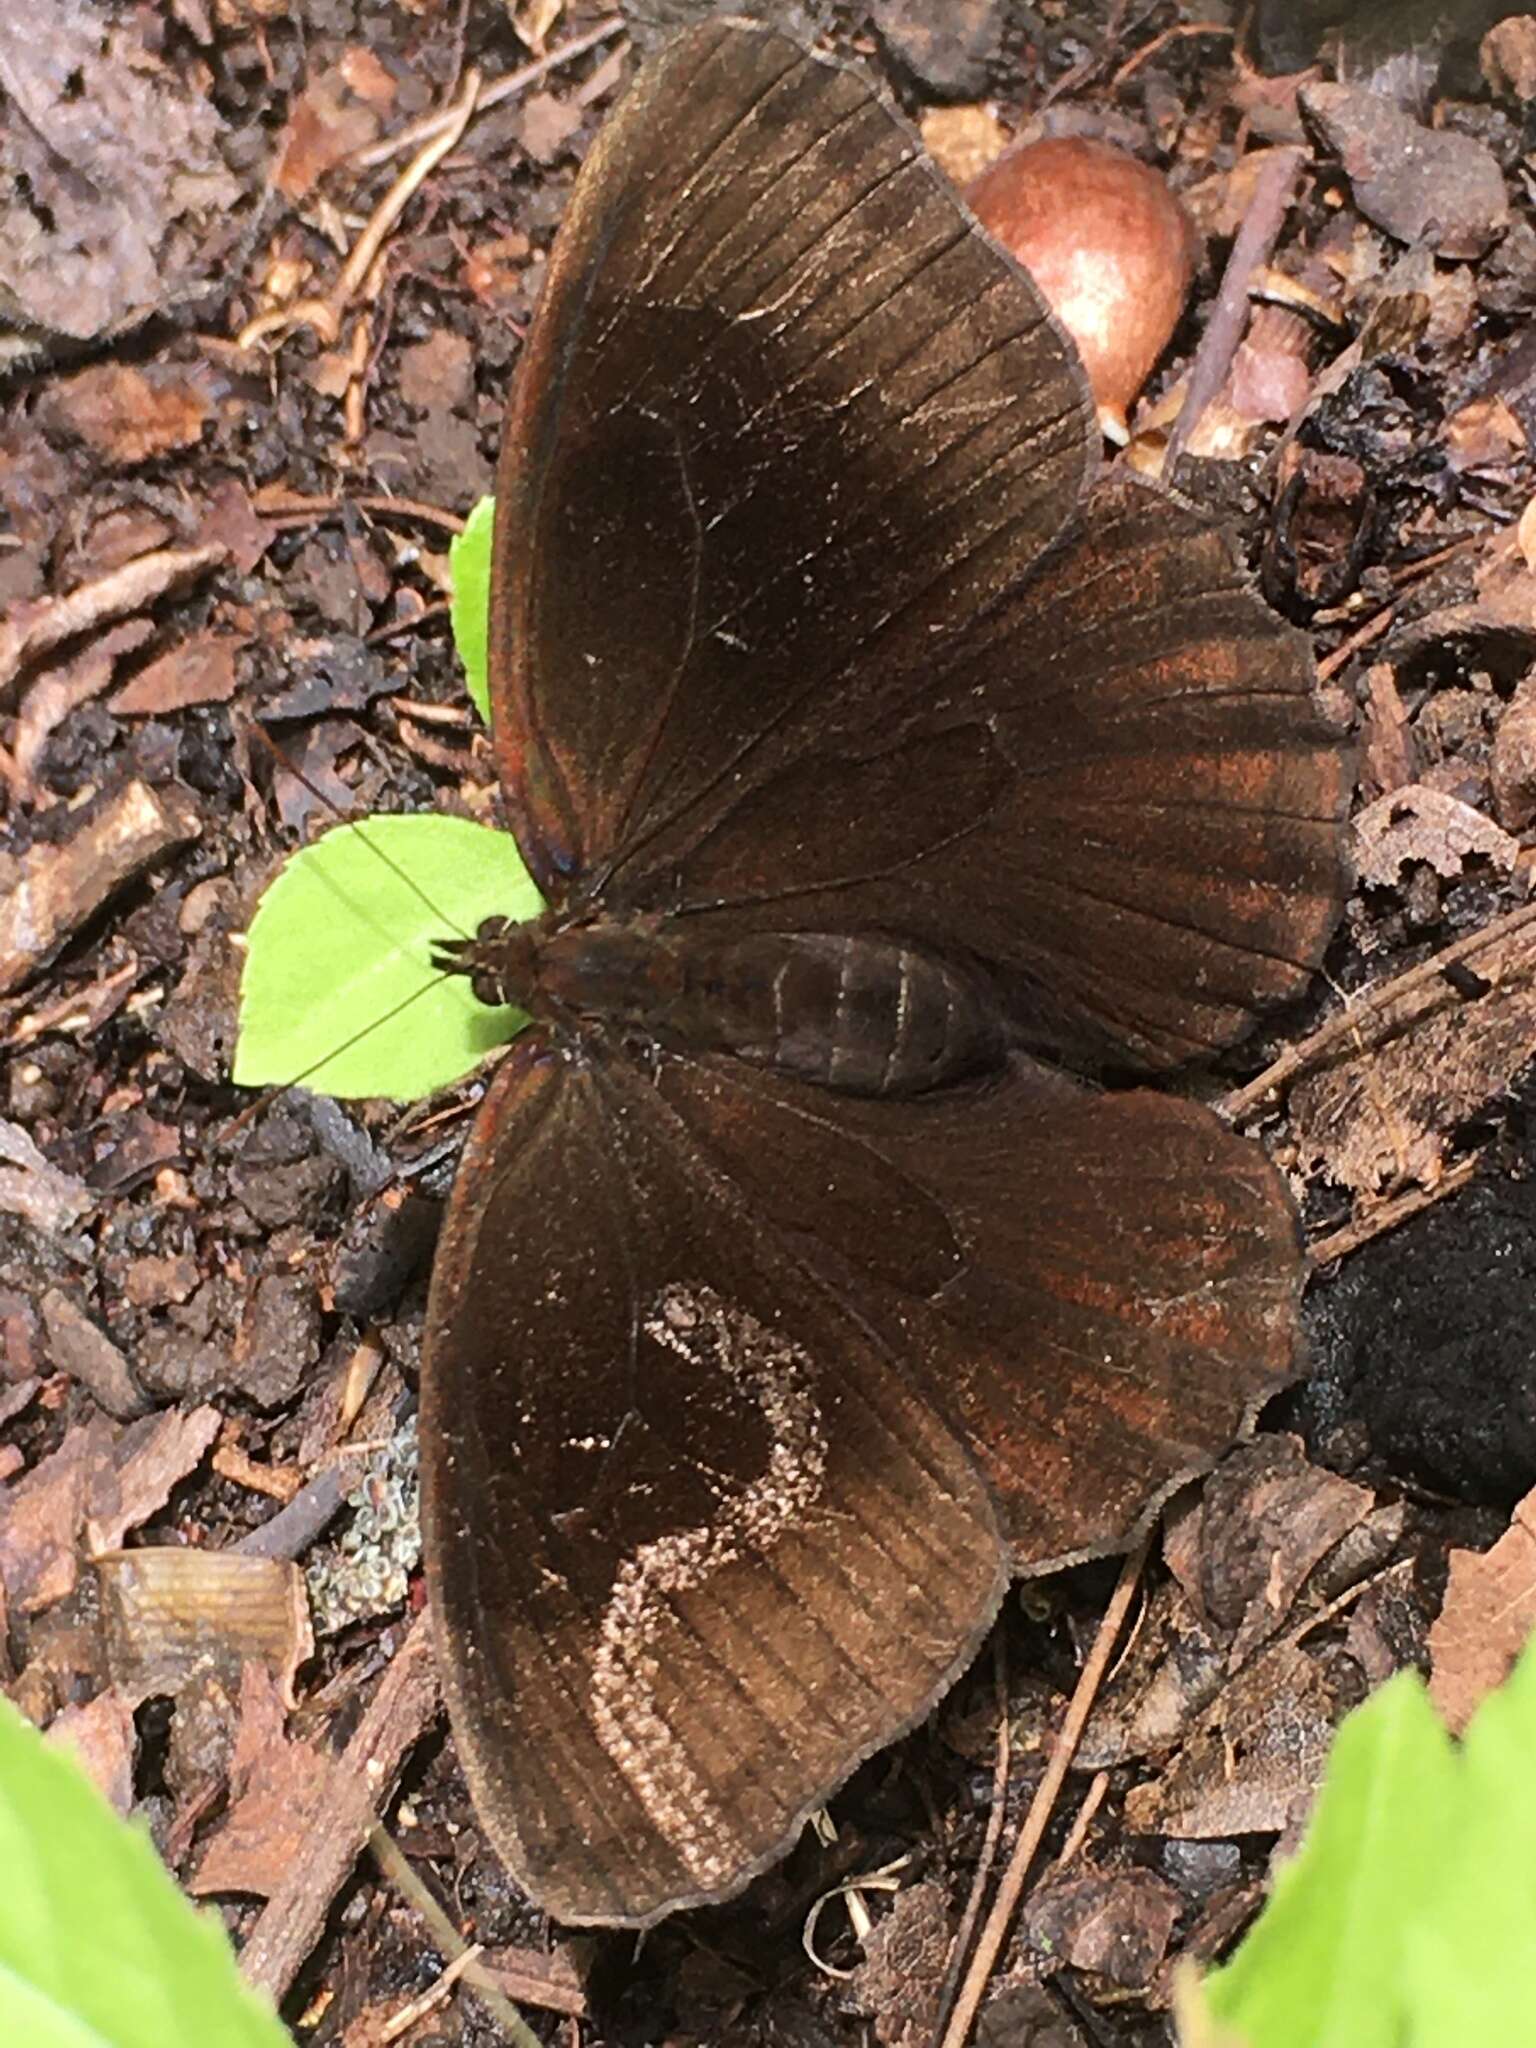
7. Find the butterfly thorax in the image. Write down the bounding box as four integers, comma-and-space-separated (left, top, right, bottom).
446, 914, 1003, 1098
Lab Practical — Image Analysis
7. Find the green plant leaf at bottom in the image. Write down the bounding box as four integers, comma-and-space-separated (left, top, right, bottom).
234, 812, 543, 1100
0, 1696, 291, 2048
1201, 1670, 1458, 2048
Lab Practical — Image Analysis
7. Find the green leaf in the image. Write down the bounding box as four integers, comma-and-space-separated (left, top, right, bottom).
234, 813, 542, 1100
1202, 1670, 1459, 2048
449, 495, 495, 723
1404, 1637, 1536, 2048
1191, 1631, 1536, 2048
0, 1693, 291, 2048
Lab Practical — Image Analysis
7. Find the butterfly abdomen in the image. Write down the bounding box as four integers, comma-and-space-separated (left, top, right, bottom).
682, 930, 1004, 1097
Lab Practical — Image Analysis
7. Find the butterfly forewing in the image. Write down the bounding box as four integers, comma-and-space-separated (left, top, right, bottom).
489, 17, 1096, 899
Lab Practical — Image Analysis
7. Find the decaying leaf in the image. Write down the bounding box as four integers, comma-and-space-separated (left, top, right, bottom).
97, 1546, 312, 1707
1428, 1485, 1536, 1735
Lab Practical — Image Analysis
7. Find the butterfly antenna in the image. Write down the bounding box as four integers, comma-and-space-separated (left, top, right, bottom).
216, 972, 453, 1146
249, 720, 474, 942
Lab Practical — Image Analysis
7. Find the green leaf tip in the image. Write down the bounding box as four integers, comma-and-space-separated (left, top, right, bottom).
0, 1693, 292, 2048
449, 495, 495, 724
234, 812, 543, 1101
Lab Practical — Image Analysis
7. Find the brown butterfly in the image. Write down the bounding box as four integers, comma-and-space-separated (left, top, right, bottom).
420, 18, 1352, 1926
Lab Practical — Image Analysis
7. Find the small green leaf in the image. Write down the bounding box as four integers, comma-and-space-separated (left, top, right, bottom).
449, 495, 495, 723
234, 813, 543, 1100
0, 1693, 291, 2048
1202, 1669, 1459, 2048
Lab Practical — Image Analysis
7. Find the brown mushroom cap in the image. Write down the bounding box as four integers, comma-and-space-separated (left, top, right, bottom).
967, 135, 1198, 442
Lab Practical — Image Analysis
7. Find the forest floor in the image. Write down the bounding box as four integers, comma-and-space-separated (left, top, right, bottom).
3, 2, 1536, 2045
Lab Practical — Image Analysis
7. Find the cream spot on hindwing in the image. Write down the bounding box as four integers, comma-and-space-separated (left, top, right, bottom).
589, 1283, 827, 1887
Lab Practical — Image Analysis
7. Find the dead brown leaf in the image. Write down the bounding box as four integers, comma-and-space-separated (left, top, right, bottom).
851, 1880, 949, 2048
1123, 1639, 1341, 1838
1021, 1867, 1181, 1991
274, 67, 384, 199
1176, 1437, 1373, 1670
1428, 1484, 1536, 1736
519, 89, 583, 164
42, 363, 214, 465
1240, 901, 1536, 1198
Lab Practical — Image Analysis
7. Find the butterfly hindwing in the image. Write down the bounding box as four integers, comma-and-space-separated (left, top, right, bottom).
422, 1036, 1006, 1926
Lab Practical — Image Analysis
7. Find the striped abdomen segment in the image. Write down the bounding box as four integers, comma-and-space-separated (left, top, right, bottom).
696, 930, 1004, 1098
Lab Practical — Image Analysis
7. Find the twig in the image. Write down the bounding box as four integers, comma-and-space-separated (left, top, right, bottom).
240, 69, 483, 352
936, 1536, 1151, 2048
1308, 1152, 1482, 1266
934, 1636, 1011, 2036
347, 17, 626, 171
1165, 147, 1304, 469
1317, 604, 1394, 680
1111, 20, 1235, 91
255, 491, 467, 533
370, 1824, 543, 2048
1052, 1770, 1110, 1869
1221, 898, 1536, 1122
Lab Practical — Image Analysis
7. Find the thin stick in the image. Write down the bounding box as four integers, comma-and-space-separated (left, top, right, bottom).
1308, 1152, 1482, 1265
1165, 147, 1304, 469
936, 1536, 1151, 2048
1111, 20, 1234, 90
1053, 1770, 1110, 1870
934, 1635, 1012, 2035
369, 1824, 542, 2048
348, 17, 626, 170
1317, 605, 1393, 680
240, 69, 483, 351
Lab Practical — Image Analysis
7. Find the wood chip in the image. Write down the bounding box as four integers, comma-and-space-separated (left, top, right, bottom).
0, 1413, 112, 1614
86, 1404, 223, 1553
39, 1289, 147, 1420
238, 1614, 438, 2000
191, 1663, 334, 1898
46, 1686, 138, 1813
0, 1117, 94, 1236
111, 631, 242, 716
0, 779, 201, 996
0, 544, 225, 695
